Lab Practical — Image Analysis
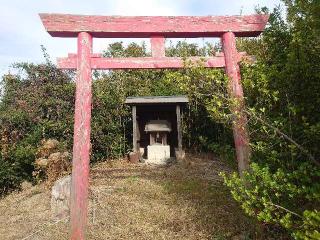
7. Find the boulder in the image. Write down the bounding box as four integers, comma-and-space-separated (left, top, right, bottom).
51, 175, 71, 221
129, 152, 140, 163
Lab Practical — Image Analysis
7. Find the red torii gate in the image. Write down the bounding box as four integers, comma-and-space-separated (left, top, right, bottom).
40, 13, 268, 239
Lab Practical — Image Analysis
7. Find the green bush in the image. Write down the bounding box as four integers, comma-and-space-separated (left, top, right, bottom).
221, 2, 320, 239
221, 162, 320, 239
0, 42, 225, 194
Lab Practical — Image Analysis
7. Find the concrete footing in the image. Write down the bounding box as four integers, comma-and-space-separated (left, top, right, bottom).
175, 149, 185, 161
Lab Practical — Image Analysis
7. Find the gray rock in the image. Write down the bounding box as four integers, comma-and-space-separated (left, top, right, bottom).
51, 175, 71, 221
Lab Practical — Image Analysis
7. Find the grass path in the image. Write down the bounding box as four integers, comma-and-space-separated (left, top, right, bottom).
0, 154, 265, 240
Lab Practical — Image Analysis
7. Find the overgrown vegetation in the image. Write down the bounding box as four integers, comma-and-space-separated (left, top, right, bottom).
0, 0, 319, 239
221, 2, 320, 239
0, 41, 225, 194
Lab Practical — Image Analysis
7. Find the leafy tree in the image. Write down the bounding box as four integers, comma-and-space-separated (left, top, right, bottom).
222, 1, 320, 239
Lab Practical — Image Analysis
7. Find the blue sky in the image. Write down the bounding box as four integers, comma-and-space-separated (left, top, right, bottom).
0, 0, 282, 75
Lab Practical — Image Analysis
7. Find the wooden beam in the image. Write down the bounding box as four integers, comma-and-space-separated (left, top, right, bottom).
70, 32, 92, 239
151, 36, 165, 57
57, 54, 248, 69
132, 106, 137, 152
222, 32, 251, 176
39, 14, 269, 38
125, 96, 189, 105
176, 105, 182, 151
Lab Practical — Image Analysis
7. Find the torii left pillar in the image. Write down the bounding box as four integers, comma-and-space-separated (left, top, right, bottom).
70, 32, 92, 240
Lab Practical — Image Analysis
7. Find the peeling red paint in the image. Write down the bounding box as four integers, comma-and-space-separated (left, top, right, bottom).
70, 32, 92, 240
57, 53, 248, 69
39, 14, 269, 38
151, 36, 165, 57
222, 32, 251, 176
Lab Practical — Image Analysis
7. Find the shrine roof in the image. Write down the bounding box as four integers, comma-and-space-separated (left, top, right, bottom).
145, 120, 172, 132
125, 96, 189, 105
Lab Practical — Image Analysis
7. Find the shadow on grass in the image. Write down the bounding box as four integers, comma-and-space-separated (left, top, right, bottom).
157, 168, 260, 239
91, 155, 267, 240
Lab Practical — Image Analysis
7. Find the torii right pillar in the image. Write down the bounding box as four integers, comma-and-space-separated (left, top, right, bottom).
222, 32, 251, 176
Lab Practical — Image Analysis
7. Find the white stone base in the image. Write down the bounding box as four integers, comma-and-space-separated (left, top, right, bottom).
146, 145, 170, 164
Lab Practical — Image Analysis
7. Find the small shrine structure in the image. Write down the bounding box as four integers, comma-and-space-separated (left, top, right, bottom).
125, 96, 188, 164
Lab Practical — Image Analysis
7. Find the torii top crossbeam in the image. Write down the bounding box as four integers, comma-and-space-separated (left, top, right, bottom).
40, 14, 268, 70
40, 13, 268, 240
40, 14, 269, 38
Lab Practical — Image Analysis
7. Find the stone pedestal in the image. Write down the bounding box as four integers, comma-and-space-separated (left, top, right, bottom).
147, 145, 170, 164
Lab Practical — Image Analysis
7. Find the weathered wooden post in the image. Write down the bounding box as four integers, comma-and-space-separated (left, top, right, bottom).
70, 32, 92, 239
151, 35, 165, 57
176, 105, 182, 152
222, 31, 251, 175
132, 105, 137, 152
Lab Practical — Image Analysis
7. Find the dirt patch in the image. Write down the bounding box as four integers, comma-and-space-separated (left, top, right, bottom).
0, 154, 267, 240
